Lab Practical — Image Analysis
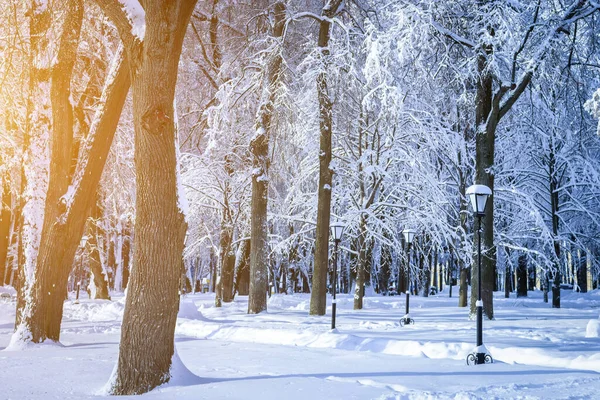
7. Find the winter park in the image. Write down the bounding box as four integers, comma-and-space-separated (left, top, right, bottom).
1, 0, 600, 399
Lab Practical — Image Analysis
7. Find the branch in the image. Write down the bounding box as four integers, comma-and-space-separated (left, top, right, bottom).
430, 19, 475, 49
499, 0, 599, 120
92, 0, 143, 51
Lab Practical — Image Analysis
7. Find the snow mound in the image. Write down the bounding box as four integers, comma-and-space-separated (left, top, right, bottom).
585, 318, 600, 338
178, 299, 201, 319
62, 298, 125, 322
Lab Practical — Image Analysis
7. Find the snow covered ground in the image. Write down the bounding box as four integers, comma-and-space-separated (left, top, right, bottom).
1, 287, 600, 399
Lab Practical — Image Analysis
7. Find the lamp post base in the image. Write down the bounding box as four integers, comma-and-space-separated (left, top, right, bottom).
400, 314, 414, 326
466, 344, 493, 365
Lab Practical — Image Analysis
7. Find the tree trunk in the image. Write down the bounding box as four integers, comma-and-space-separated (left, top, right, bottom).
354, 216, 367, 309
457, 129, 469, 307
549, 139, 561, 307
121, 222, 131, 290
309, 0, 342, 316
234, 238, 250, 296
577, 251, 588, 293
517, 254, 528, 297
471, 46, 496, 320
88, 198, 110, 300
0, 168, 11, 285
14, 0, 53, 332
248, 3, 285, 314
504, 247, 511, 298
100, 1, 196, 394
14, 38, 130, 343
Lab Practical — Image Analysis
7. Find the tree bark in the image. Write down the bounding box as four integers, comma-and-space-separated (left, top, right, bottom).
309, 0, 343, 316
354, 215, 367, 309
14, 32, 130, 343
471, 44, 496, 319
0, 167, 11, 285
88, 197, 110, 300
218, 157, 235, 304
549, 139, 561, 307
504, 247, 511, 298
517, 254, 528, 297
248, 2, 285, 314
234, 238, 251, 296
95, 0, 197, 394
14, 0, 53, 332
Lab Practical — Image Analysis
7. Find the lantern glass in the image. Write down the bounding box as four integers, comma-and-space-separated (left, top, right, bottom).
402, 229, 416, 244
466, 184, 492, 216
330, 221, 345, 241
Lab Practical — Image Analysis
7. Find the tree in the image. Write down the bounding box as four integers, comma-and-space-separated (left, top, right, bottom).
11, 0, 131, 343
94, 0, 197, 394
309, 0, 344, 316
248, 2, 286, 314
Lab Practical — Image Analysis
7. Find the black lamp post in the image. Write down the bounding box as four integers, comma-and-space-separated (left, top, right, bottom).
466, 184, 493, 365
330, 221, 345, 330
401, 228, 416, 326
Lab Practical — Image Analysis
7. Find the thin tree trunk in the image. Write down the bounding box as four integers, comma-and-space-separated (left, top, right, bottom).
504, 247, 511, 298
88, 197, 110, 300
0, 167, 11, 284
549, 139, 561, 307
220, 160, 235, 303
354, 215, 367, 309
309, 0, 343, 316
248, 3, 285, 314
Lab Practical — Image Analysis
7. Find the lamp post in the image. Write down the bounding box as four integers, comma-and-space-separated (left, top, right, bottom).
401, 228, 416, 326
330, 221, 345, 330
466, 184, 493, 365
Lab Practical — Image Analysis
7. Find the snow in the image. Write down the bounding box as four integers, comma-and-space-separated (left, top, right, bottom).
586, 317, 600, 338
118, 0, 145, 40
1, 290, 600, 399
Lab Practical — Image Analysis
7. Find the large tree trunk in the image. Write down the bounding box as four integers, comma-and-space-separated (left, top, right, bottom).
309, 0, 343, 316
471, 46, 496, 320
97, 1, 196, 394
248, 2, 285, 314
22, 0, 83, 342
14, 28, 130, 344
14, 0, 53, 333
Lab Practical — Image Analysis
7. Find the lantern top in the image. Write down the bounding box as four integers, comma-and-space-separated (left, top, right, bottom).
466, 184, 492, 216
466, 184, 492, 196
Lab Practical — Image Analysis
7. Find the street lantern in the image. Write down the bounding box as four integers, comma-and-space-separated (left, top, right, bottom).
401, 228, 416, 326
466, 184, 492, 216
402, 228, 416, 245
330, 221, 345, 330
465, 184, 493, 365
330, 221, 345, 242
